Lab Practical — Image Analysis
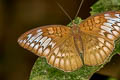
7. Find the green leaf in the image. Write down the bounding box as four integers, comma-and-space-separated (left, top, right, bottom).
90, 0, 120, 15
29, 0, 120, 80
107, 77, 118, 80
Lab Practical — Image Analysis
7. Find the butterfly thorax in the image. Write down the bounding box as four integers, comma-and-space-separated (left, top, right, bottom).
71, 24, 80, 37
71, 24, 84, 61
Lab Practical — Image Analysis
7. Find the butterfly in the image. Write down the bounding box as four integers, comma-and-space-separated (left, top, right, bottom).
17, 11, 120, 72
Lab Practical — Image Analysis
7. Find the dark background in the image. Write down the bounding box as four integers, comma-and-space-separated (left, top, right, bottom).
0, 0, 120, 80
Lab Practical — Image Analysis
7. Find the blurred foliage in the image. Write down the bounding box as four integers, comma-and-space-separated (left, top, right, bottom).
107, 77, 118, 80
90, 0, 120, 15
29, 0, 120, 80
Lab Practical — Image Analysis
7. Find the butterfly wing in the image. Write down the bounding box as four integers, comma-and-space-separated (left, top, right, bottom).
79, 11, 120, 65
18, 25, 83, 72
18, 25, 70, 56
80, 32, 114, 65
47, 36, 83, 71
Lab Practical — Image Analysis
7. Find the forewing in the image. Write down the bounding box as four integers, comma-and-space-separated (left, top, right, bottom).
79, 11, 120, 65
79, 11, 120, 39
18, 25, 70, 56
18, 25, 83, 72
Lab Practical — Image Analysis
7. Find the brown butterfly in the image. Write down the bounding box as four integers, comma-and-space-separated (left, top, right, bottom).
18, 10, 120, 72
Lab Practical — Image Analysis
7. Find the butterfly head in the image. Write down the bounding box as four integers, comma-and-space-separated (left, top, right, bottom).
72, 17, 83, 30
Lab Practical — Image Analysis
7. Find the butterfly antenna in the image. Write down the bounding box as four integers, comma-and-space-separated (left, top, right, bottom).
75, 0, 84, 18
56, 1, 72, 21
